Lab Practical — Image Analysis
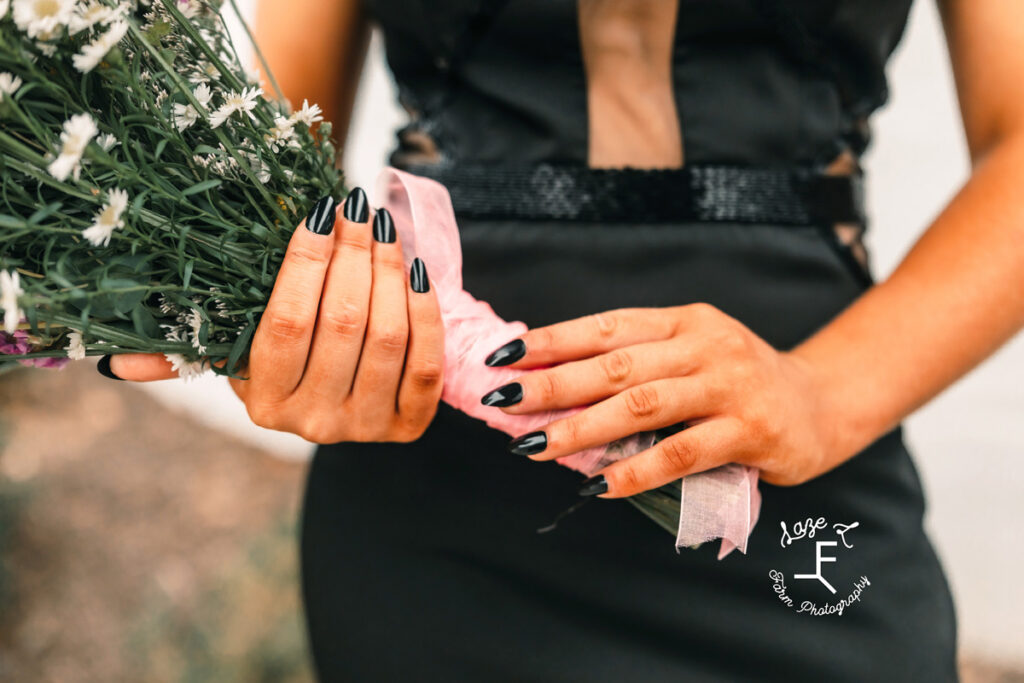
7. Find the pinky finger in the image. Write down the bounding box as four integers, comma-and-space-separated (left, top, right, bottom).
585, 418, 738, 498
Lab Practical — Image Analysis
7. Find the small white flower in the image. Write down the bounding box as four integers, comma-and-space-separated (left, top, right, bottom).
172, 103, 198, 130
193, 82, 212, 108
175, 0, 200, 19
72, 18, 127, 73
12, 0, 75, 40
68, 1, 116, 35
264, 115, 296, 152
47, 113, 98, 181
96, 132, 118, 151
0, 72, 23, 101
34, 41, 57, 56
186, 307, 206, 352
208, 86, 263, 129
290, 99, 323, 127
65, 330, 86, 360
0, 0, 10, 20
163, 353, 208, 382
0, 270, 24, 335
82, 188, 128, 247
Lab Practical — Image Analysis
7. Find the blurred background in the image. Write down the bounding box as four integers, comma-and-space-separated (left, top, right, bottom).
1, 1, 1022, 680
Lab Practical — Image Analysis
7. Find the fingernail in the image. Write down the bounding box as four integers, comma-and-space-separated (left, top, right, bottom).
343, 187, 369, 223
305, 196, 336, 235
484, 339, 525, 367
411, 257, 429, 293
578, 475, 608, 497
373, 208, 396, 243
481, 382, 522, 407
508, 430, 546, 456
96, 354, 124, 381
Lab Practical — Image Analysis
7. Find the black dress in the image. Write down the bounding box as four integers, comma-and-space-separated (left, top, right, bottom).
300, 2, 959, 681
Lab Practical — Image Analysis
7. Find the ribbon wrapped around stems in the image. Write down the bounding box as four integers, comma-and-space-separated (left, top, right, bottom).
376, 167, 761, 559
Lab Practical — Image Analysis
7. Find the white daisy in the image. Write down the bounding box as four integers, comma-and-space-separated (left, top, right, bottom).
193, 82, 212, 108
163, 353, 208, 382
264, 115, 296, 152
65, 330, 86, 360
290, 99, 323, 127
208, 86, 263, 129
12, 0, 75, 40
67, 1, 116, 35
172, 103, 198, 130
171, 84, 212, 131
186, 307, 206, 353
82, 188, 128, 247
0, 269, 24, 335
96, 132, 118, 151
0, 72, 23, 101
72, 18, 127, 73
47, 113, 98, 181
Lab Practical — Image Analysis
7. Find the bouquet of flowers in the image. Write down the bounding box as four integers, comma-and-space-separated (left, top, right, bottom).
0, 0, 343, 379
0, 0, 761, 557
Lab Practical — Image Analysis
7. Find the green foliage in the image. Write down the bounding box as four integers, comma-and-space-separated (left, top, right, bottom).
0, 0, 345, 379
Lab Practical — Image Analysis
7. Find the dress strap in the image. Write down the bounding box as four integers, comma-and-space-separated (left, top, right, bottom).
401, 162, 866, 227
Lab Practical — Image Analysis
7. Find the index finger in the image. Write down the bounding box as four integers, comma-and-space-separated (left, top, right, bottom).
249, 195, 338, 398
483, 307, 680, 369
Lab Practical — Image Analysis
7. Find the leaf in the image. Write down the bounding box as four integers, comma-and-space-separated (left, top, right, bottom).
226, 321, 255, 376
182, 259, 194, 289
182, 179, 221, 196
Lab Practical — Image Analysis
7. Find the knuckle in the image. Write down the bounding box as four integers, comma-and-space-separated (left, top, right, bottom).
599, 349, 633, 385
532, 326, 554, 353
338, 233, 371, 253
370, 326, 408, 355
536, 371, 562, 403
374, 248, 406, 273
263, 308, 312, 342
299, 413, 344, 444
246, 401, 281, 430
408, 360, 444, 390
320, 300, 365, 339
616, 466, 644, 495
391, 419, 429, 444
560, 416, 584, 447
659, 436, 699, 473
624, 384, 661, 420
288, 243, 329, 267
591, 311, 619, 339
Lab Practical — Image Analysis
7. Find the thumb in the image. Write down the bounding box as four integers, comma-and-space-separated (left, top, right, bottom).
97, 353, 179, 381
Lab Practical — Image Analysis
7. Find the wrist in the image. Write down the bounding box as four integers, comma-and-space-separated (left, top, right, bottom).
784, 345, 890, 470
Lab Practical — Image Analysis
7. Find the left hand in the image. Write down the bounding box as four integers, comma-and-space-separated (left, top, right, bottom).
479, 303, 843, 496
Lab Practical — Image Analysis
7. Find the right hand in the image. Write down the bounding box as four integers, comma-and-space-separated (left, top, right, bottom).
107, 187, 446, 444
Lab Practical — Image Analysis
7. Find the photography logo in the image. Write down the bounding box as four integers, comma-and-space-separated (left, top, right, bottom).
768, 517, 871, 616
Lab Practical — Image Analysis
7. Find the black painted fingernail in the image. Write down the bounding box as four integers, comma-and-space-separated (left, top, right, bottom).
508, 430, 546, 456
305, 196, 336, 235
481, 382, 523, 407
578, 475, 608, 497
96, 354, 124, 381
373, 208, 396, 243
343, 187, 368, 223
484, 339, 525, 367
411, 257, 429, 293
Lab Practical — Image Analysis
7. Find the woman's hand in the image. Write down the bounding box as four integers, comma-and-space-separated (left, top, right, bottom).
104, 188, 446, 444
480, 304, 846, 496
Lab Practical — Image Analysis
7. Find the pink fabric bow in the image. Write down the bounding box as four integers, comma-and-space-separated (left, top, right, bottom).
376, 167, 761, 559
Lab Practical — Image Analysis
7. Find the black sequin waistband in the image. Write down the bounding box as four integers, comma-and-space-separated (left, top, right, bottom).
400, 162, 865, 227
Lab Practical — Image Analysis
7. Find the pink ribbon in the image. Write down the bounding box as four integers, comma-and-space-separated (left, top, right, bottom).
377, 167, 761, 559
